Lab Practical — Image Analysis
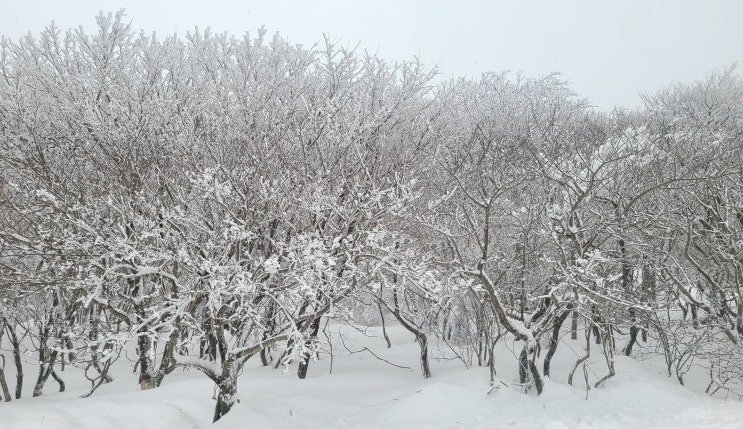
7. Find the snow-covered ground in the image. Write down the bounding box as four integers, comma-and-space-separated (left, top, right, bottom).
2, 324, 742, 429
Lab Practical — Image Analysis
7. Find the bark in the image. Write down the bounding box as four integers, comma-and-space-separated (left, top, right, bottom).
260, 303, 277, 366
519, 348, 529, 384
4, 321, 23, 399
477, 270, 543, 393
544, 309, 572, 377
213, 376, 237, 422
591, 305, 602, 344
50, 370, 65, 392
32, 350, 59, 397
81, 361, 113, 398
390, 293, 431, 378
200, 322, 223, 362
624, 324, 639, 356
518, 345, 543, 394
0, 356, 11, 401
32, 316, 58, 397
487, 345, 496, 383
529, 359, 544, 394
152, 330, 180, 388
297, 316, 322, 379
137, 333, 156, 390
212, 359, 243, 423
378, 301, 391, 348
260, 348, 270, 367
619, 232, 638, 357
418, 334, 431, 379
571, 310, 578, 340
568, 328, 591, 386
595, 327, 616, 388
392, 312, 431, 378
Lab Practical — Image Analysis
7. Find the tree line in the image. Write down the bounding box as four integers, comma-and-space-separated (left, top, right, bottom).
0, 11, 741, 422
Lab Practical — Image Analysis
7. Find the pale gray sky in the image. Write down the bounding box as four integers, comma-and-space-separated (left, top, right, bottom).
2, 0, 741, 110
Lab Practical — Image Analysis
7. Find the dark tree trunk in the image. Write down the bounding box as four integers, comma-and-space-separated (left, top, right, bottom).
390, 308, 431, 378
390, 285, 431, 378
152, 331, 180, 388
487, 344, 496, 384
275, 338, 294, 369
260, 303, 276, 366
624, 324, 639, 356
32, 351, 59, 397
51, 370, 65, 393
0, 357, 11, 401
137, 333, 156, 390
260, 348, 270, 367
568, 328, 591, 386
217, 327, 227, 363
418, 334, 431, 378
544, 309, 571, 377
213, 376, 237, 422
591, 305, 602, 344
529, 359, 544, 394
519, 344, 543, 394
519, 348, 529, 384
595, 327, 616, 388
4, 322, 24, 399
32, 318, 54, 398
297, 317, 322, 379
571, 310, 578, 340
378, 301, 391, 348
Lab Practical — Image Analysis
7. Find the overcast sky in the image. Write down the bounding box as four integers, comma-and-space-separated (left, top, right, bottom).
2, 0, 741, 110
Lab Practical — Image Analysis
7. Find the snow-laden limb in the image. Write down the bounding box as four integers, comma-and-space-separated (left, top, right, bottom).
172, 355, 223, 381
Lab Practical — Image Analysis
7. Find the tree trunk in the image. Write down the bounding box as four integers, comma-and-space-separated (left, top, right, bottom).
32, 351, 59, 397
519, 344, 543, 394
152, 331, 180, 388
213, 376, 237, 422
52, 370, 66, 393
544, 309, 571, 377
571, 310, 578, 340
529, 359, 544, 394
378, 301, 391, 348
4, 322, 23, 399
595, 326, 616, 388
519, 347, 529, 384
624, 324, 639, 356
390, 286, 431, 378
390, 307, 431, 378
260, 303, 277, 366
418, 334, 431, 378
487, 344, 496, 384
260, 348, 270, 367
297, 317, 322, 379
0, 356, 11, 401
137, 334, 156, 390
568, 328, 591, 386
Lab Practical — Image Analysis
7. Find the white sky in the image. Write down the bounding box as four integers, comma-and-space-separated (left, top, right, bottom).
1, 0, 741, 110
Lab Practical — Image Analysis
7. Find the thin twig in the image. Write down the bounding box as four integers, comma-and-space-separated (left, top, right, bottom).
338, 333, 413, 370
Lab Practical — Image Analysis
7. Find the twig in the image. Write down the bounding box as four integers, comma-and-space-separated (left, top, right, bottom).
322, 318, 333, 375
338, 333, 412, 370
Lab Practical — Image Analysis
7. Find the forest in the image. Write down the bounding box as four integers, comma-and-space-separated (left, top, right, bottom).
0, 11, 742, 424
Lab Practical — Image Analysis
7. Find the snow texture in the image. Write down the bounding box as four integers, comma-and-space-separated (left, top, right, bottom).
1, 324, 741, 429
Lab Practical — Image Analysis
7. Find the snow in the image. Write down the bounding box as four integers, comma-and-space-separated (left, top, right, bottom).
174, 355, 223, 378
2, 324, 742, 429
